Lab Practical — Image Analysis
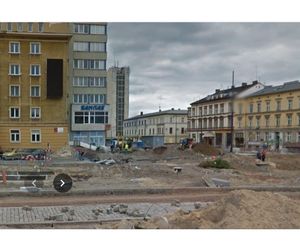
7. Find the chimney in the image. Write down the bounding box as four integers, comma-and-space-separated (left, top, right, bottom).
252, 80, 258, 85
140, 111, 143, 116
171, 108, 174, 111
242, 82, 247, 87
215, 89, 220, 93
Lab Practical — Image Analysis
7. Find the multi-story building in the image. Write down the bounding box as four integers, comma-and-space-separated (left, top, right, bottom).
123, 108, 188, 144
68, 23, 108, 147
234, 80, 300, 150
107, 66, 130, 139
0, 22, 71, 150
188, 81, 264, 149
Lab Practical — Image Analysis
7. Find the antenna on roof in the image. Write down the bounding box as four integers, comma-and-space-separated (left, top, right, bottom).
232, 70, 235, 88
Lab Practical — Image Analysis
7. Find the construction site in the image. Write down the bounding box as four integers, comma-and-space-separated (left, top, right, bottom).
0, 143, 300, 229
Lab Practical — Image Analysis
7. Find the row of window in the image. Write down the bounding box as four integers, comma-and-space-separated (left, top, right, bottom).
73, 94, 106, 104
74, 111, 108, 124
9, 107, 41, 119
124, 117, 186, 127
244, 114, 300, 128
247, 99, 297, 114
73, 76, 106, 87
3, 23, 44, 33
9, 42, 41, 54
73, 24, 106, 35
245, 131, 300, 143
10, 129, 41, 143
9, 85, 40, 97
73, 42, 106, 52
191, 103, 226, 116
73, 59, 106, 70
124, 127, 186, 136
8, 64, 41, 76
190, 117, 228, 129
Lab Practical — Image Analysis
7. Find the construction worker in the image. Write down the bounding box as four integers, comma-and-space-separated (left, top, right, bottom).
124, 143, 129, 153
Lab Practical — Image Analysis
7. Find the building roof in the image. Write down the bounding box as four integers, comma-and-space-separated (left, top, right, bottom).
248, 80, 300, 97
124, 109, 188, 121
190, 81, 260, 105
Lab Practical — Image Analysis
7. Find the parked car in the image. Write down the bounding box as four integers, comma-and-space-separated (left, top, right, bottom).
24, 149, 47, 160
2, 148, 36, 160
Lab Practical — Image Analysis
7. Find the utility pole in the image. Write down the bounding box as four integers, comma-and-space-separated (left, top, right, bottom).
230, 70, 234, 153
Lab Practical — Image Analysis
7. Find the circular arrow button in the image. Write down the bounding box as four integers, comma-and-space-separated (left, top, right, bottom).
53, 174, 72, 193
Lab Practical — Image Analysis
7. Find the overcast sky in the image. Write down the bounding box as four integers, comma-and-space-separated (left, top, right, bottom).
107, 23, 300, 117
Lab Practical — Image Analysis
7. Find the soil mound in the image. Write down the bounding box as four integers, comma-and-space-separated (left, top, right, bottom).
136, 190, 300, 229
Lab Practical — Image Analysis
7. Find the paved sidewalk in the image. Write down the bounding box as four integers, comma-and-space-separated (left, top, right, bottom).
0, 202, 208, 225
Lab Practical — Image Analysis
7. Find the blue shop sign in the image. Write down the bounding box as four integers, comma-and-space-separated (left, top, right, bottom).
81, 105, 105, 111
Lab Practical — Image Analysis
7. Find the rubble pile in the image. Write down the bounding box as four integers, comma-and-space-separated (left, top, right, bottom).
134, 190, 300, 229
191, 143, 220, 155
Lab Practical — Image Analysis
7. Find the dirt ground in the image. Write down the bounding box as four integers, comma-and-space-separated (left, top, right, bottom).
1, 144, 300, 191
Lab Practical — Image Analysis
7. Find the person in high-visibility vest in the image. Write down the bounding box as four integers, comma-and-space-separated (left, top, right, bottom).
124, 143, 129, 153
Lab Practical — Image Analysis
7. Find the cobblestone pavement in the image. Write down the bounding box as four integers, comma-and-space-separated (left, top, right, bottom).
0, 202, 210, 225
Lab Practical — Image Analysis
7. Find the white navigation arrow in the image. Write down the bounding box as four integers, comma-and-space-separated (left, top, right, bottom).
60, 179, 65, 187
32, 179, 37, 187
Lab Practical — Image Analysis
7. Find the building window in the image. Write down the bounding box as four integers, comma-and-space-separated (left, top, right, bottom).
9, 64, 21, 75
266, 101, 270, 112
181, 117, 185, 123
28, 23, 33, 32
10, 129, 20, 143
219, 117, 224, 128
256, 117, 260, 128
30, 42, 41, 54
199, 107, 202, 116
181, 128, 185, 134
238, 118, 242, 128
90, 42, 106, 52
17, 23, 23, 32
220, 104, 224, 113
214, 104, 218, 114
298, 132, 300, 142
257, 103, 261, 113
209, 105, 213, 114
249, 103, 253, 113
9, 42, 20, 54
38, 23, 44, 32
169, 127, 173, 134
73, 76, 106, 87
73, 77, 89, 87
7, 23, 12, 32
298, 115, 300, 126
31, 86, 40, 97
90, 25, 106, 34
73, 59, 106, 70
248, 117, 253, 128
31, 107, 40, 119
30, 64, 40, 76
265, 132, 269, 142
287, 114, 292, 126
276, 100, 281, 111
287, 132, 292, 142
265, 116, 270, 127
203, 106, 207, 115
31, 129, 41, 143
238, 103, 243, 114
74, 24, 89, 34
10, 107, 20, 118
74, 111, 108, 124
275, 115, 280, 127
256, 132, 260, 141
10, 85, 20, 97
73, 42, 89, 52
288, 99, 293, 110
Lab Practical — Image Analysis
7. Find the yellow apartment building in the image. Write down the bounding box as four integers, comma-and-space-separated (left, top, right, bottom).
234, 80, 300, 150
0, 23, 71, 150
